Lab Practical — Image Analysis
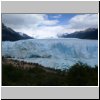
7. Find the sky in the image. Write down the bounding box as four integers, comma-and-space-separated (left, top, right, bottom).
2, 14, 98, 39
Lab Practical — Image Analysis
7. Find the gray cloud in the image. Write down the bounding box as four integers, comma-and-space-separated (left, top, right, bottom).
2, 14, 58, 30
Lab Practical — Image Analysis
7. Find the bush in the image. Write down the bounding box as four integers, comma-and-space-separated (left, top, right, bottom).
2, 61, 98, 86
66, 62, 98, 86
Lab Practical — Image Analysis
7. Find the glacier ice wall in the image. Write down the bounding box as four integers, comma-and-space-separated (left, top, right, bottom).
2, 39, 98, 69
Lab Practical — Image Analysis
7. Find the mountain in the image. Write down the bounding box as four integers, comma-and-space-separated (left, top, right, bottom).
2, 23, 33, 41
59, 28, 98, 39
2, 39, 98, 69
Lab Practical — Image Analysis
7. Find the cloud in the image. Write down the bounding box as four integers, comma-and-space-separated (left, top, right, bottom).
2, 14, 58, 29
32, 25, 65, 38
42, 20, 59, 26
2, 14, 98, 38
2, 14, 60, 38
67, 14, 98, 30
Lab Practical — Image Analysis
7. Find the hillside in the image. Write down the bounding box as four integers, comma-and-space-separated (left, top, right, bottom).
2, 23, 33, 41
59, 28, 98, 39
2, 58, 98, 86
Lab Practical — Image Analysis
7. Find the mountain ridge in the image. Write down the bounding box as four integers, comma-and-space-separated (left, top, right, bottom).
58, 28, 98, 40
2, 23, 33, 41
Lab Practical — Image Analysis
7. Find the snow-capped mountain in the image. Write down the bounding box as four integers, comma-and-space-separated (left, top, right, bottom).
2, 23, 33, 41
2, 39, 98, 69
59, 28, 98, 40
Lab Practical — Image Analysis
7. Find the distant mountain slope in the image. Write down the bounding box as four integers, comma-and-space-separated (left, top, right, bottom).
59, 28, 98, 40
2, 23, 33, 41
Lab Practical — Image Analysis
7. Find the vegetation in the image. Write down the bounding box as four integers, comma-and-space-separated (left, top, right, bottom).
2, 60, 98, 86
66, 62, 98, 86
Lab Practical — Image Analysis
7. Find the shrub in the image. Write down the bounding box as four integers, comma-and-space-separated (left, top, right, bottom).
66, 62, 98, 86
2, 61, 98, 86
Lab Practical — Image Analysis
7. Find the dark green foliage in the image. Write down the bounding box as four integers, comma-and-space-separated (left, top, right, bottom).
2, 62, 98, 86
2, 63, 66, 86
66, 62, 98, 86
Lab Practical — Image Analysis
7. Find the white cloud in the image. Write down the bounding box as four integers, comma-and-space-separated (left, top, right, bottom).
14, 25, 65, 38
67, 14, 98, 29
60, 14, 98, 35
32, 26, 65, 38
42, 20, 59, 26
2, 14, 60, 38
2, 14, 98, 38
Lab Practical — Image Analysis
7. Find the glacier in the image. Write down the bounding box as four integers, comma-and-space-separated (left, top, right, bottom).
2, 38, 98, 69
